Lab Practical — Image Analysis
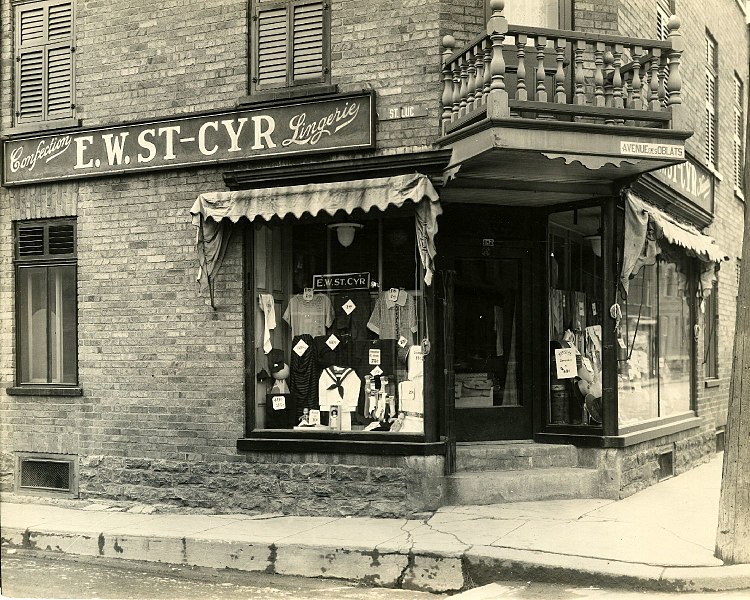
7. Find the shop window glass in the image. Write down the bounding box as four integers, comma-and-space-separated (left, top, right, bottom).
618, 256, 693, 426
548, 207, 604, 426
703, 282, 718, 379
253, 212, 425, 434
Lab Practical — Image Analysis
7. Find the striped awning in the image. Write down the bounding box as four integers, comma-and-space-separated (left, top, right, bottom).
191, 173, 441, 306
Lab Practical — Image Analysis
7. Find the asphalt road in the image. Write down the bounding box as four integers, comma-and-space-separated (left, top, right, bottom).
0, 549, 444, 599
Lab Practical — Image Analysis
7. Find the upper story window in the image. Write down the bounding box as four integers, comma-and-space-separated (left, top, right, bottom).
14, 0, 75, 125
250, 0, 330, 92
656, 0, 672, 41
704, 31, 718, 169
733, 74, 745, 193
485, 0, 572, 30
15, 219, 78, 386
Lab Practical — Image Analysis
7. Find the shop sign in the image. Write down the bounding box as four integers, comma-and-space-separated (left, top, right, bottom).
651, 154, 714, 214
313, 272, 371, 291
619, 141, 684, 159
379, 104, 428, 120
3, 92, 375, 186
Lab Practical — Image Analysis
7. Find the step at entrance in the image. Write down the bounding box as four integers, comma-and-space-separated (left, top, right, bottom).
447, 442, 600, 505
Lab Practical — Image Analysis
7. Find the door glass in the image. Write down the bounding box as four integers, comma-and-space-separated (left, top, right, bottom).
453, 258, 521, 409
504, 0, 559, 28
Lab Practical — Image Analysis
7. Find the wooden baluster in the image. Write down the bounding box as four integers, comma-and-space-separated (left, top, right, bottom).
648, 50, 661, 111
515, 33, 528, 101
658, 51, 668, 108
666, 14, 683, 110
487, 0, 509, 117
452, 62, 461, 119
535, 35, 547, 102
458, 54, 469, 117
604, 50, 614, 123
483, 37, 493, 103
612, 43, 624, 110
466, 48, 476, 114
474, 44, 485, 106
594, 41, 605, 107
630, 45, 643, 110
554, 38, 566, 103
441, 35, 456, 133
574, 40, 586, 105
624, 70, 633, 109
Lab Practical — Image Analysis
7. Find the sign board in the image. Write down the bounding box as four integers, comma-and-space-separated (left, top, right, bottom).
3, 92, 375, 185
619, 141, 684, 160
379, 104, 428, 121
554, 347, 577, 380
651, 154, 714, 214
312, 272, 371, 291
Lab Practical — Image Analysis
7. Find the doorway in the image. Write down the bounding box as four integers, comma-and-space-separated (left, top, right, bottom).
452, 247, 534, 440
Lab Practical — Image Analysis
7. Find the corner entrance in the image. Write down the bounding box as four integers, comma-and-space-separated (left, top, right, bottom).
452, 247, 534, 441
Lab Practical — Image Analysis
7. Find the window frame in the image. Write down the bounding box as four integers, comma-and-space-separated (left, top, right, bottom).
249, 0, 331, 94
733, 74, 745, 195
13, 218, 79, 389
13, 0, 76, 126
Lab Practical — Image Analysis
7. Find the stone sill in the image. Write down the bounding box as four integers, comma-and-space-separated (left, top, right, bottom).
7, 386, 83, 397
238, 435, 445, 456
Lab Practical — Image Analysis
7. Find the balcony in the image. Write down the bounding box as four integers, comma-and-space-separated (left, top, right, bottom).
437, 0, 692, 205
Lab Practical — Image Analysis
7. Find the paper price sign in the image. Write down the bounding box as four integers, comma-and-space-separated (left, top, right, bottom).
271, 395, 286, 410
388, 287, 400, 302
554, 347, 577, 379
293, 339, 310, 356
369, 349, 381, 365
326, 335, 340, 350
397, 336, 408, 348
342, 299, 356, 315
309, 409, 321, 425
303, 288, 314, 301
370, 365, 384, 376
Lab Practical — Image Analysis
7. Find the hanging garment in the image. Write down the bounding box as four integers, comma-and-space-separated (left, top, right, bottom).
318, 367, 361, 411
367, 291, 418, 341
283, 293, 334, 338
258, 293, 277, 354
290, 334, 320, 419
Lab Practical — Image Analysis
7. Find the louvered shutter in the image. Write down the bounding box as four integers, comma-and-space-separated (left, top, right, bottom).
256, 3, 289, 87
15, 1, 73, 123
292, 2, 324, 82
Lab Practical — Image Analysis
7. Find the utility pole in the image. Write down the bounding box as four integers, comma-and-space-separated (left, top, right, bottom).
715, 18, 750, 563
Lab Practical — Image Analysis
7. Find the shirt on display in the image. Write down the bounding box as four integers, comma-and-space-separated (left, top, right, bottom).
319, 366, 361, 411
367, 291, 418, 341
283, 293, 334, 338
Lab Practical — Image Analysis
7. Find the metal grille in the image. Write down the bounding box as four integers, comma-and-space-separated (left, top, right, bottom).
657, 450, 674, 481
19, 459, 70, 491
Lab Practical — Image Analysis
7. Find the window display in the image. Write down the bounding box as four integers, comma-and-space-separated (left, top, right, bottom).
548, 207, 604, 426
253, 213, 426, 434
618, 255, 692, 426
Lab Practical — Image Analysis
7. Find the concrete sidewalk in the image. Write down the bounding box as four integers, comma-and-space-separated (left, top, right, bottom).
2, 453, 749, 594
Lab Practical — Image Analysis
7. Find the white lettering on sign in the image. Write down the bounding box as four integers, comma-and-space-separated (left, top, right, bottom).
555, 347, 577, 379
620, 141, 684, 159
10, 135, 72, 173
282, 101, 360, 147
654, 158, 712, 206
382, 105, 428, 120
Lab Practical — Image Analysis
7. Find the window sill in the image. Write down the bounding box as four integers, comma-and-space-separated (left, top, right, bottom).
704, 378, 721, 388
734, 188, 746, 203
236, 84, 339, 109
7, 386, 83, 397
2, 118, 82, 139
238, 432, 445, 456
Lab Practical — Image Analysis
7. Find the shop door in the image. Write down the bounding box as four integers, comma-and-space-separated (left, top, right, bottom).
452, 248, 534, 441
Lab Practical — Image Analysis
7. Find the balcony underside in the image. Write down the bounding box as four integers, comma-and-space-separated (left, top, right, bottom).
438, 117, 692, 206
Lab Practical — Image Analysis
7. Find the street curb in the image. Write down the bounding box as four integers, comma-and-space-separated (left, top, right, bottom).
3, 525, 749, 593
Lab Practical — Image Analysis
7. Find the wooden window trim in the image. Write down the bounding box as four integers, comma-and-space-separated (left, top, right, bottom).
249, 0, 330, 94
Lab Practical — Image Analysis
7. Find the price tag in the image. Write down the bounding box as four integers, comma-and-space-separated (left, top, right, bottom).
271, 395, 286, 410
388, 288, 400, 302
592, 303, 597, 316
581, 357, 593, 373
397, 336, 408, 348
326, 334, 340, 350
413, 348, 424, 362
369, 349, 381, 365
303, 288, 314, 301
293, 339, 310, 356
370, 365, 384, 376
554, 347, 577, 379
342, 299, 356, 315
617, 338, 627, 349
578, 302, 585, 317
309, 409, 321, 425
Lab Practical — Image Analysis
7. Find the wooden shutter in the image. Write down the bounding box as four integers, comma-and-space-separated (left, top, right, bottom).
704, 35, 717, 168
256, 2, 289, 87
16, 1, 73, 123
292, 2, 324, 82
734, 76, 744, 190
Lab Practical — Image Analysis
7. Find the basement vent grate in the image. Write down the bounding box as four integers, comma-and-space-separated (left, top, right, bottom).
658, 450, 674, 481
716, 429, 725, 453
19, 459, 71, 492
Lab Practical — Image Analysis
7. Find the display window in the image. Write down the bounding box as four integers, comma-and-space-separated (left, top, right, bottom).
547, 206, 604, 426
252, 209, 426, 434
617, 254, 693, 426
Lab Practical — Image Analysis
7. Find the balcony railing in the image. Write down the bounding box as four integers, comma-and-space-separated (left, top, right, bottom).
441, 0, 684, 136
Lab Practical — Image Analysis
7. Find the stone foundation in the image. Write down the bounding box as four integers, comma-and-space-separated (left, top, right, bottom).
76, 452, 445, 518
